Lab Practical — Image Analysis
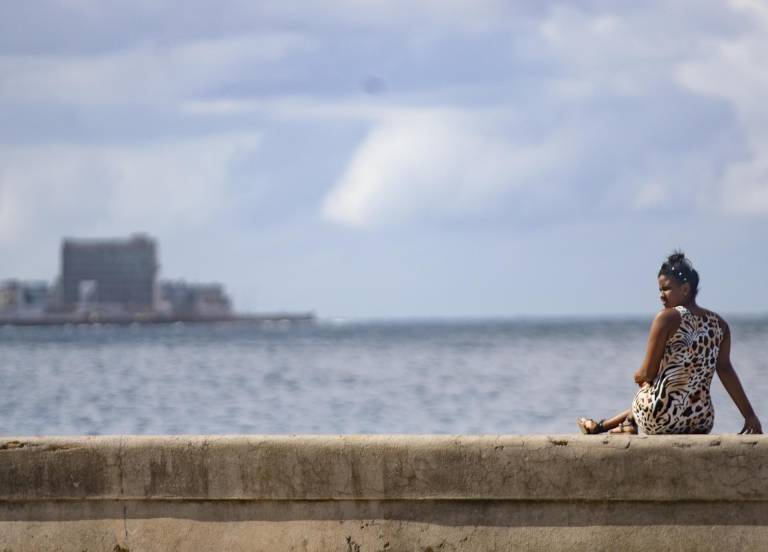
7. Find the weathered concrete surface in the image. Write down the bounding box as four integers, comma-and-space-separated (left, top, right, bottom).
0, 435, 767, 551
2, 499, 767, 552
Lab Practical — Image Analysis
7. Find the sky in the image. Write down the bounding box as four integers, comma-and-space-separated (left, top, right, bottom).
1, 0, 767, 318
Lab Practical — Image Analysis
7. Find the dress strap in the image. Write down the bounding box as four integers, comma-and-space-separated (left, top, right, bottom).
675, 305, 689, 317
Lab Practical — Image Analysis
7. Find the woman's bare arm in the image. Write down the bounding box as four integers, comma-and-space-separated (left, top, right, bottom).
633, 309, 679, 385
716, 320, 762, 434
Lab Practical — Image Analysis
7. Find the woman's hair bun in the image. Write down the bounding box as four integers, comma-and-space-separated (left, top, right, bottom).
667, 251, 686, 266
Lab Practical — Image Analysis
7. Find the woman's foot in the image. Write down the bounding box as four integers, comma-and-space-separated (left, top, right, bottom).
577, 417, 606, 434
608, 419, 638, 434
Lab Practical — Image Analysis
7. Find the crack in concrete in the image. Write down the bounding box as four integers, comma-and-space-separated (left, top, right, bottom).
117, 437, 125, 496
118, 437, 129, 549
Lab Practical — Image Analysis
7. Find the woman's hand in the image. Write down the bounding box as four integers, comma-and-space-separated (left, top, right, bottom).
633, 371, 647, 386
740, 414, 763, 434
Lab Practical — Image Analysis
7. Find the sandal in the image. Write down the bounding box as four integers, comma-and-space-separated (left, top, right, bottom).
577, 417, 606, 435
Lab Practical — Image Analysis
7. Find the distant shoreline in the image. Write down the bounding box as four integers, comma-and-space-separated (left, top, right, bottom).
0, 312, 315, 327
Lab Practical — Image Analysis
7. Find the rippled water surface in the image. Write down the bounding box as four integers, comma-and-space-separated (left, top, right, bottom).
1, 318, 766, 435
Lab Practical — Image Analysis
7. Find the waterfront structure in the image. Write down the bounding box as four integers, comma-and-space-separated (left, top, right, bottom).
159, 280, 232, 317
0, 435, 765, 550
0, 233, 312, 324
59, 234, 158, 314
0, 280, 49, 317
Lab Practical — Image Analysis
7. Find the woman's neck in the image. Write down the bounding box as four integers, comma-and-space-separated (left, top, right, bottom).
681, 298, 699, 310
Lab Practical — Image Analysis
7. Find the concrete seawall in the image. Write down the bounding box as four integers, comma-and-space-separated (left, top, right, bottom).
1, 434, 766, 551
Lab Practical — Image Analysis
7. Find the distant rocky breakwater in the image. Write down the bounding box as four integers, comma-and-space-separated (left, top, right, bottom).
0, 434, 766, 551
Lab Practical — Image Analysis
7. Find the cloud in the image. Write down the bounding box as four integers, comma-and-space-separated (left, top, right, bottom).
3, 0, 766, 236
676, 0, 768, 214
312, 0, 760, 228
537, 2, 739, 96
180, 95, 401, 123
321, 111, 580, 227
0, 32, 310, 105
317, 89, 741, 227
0, 133, 261, 246
267, 0, 536, 32
0, 0, 545, 68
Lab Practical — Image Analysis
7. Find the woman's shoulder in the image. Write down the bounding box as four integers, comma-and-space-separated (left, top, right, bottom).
656, 307, 682, 322
653, 307, 683, 331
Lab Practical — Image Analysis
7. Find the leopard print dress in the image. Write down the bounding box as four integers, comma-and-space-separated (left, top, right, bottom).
631, 306, 723, 434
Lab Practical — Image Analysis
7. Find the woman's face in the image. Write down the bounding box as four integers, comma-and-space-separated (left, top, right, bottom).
658, 274, 690, 309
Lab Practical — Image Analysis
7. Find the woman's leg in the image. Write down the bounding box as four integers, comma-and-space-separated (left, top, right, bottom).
602, 409, 632, 431
579, 409, 632, 433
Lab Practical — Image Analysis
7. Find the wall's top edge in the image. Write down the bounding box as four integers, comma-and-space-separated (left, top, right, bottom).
1, 435, 766, 502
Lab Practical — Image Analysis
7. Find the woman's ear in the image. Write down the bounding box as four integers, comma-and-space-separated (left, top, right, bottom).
682, 282, 691, 297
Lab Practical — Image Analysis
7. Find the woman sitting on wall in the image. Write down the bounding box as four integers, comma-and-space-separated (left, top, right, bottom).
578, 252, 762, 435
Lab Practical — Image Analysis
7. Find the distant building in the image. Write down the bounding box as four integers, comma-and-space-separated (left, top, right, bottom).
0, 280, 50, 317
159, 280, 232, 318
60, 234, 158, 313
1, 234, 239, 322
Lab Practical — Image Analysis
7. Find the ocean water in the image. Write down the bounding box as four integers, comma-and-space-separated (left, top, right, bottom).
0, 318, 766, 436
